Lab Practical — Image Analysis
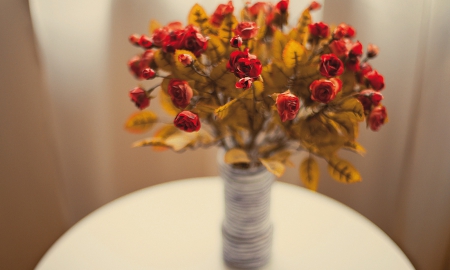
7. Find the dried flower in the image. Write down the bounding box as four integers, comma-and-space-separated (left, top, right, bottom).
367, 44, 379, 58
138, 34, 153, 49
178, 54, 193, 66
174, 111, 201, 132
235, 77, 254, 89
276, 91, 300, 122
227, 48, 262, 78
141, 68, 156, 80
151, 27, 169, 47
276, 0, 289, 13
129, 34, 140, 46
210, 1, 234, 27
308, 1, 321, 11
234, 22, 259, 40
368, 106, 387, 131
319, 54, 344, 77
310, 78, 342, 103
168, 79, 193, 109
308, 22, 329, 38
365, 70, 385, 91
333, 23, 356, 39
358, 89, 383, 111
230, 36, 243, 48
129, 87, 150, 109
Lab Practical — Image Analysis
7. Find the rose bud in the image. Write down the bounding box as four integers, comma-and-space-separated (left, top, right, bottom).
358, 89, 383, 111
319, 54, 344, 78
128, 55, 142, 79
248, 2, 273, 17
176, 25, 208, 57
329, 39, 348, 57
308, 22, 329, 38
174, 111, 201, 132
129, 87, 150, 110
166, 21, 184, 31
235, 77, 253, 89
368, 106, 388, 131
151, 27, 169, 47
308, 1, 322, 10
365, 70, 385, 91
333, 23, 356, 39
309, 78, 342, 103
128, 34, 140, 46
348, 41, 363, 57
139, 50, 155, 70
210, 1, 234, 27
367, 43, 379, 58
141, 68, 156, 80
227, 48, 262, 78
167, 79, 193, 109
276, 90, 300, 122
162, 29, 184, 53
357, 62, 372, 83
178, 54, 193, 66
230, 35, 243, 48
138, 34, 153, 49
234, 22, 259, 40
276, 0, 289, 13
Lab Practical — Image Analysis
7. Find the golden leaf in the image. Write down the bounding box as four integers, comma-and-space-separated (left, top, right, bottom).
300, 156, 320, 191
259, 158, 285, 177
272, 29, 289, 61
252, 81, 264, 97
344, 141, 366, 156
218, 14, 238, 44
225, 148, 251, 164
124, 111, 158, 134
172, 50, 207, 82
327, 156, 362, 183
327, 112, 359, 140
188, 4, 209, 28
283, 40, 305, 69
210, 61, 235, 87
271, 150, 294, 167
159, 90, 180, 116
340, 70, 357, 95
149, 20, 161, 34
214, 98, 238, 119
164, 131, 198, 151
295, 8, 312, 45
132, 137, 167, 148
205, 35, 226, 65
337, 98, 365, 122
154, 50, 172, 72
151, 125, 179, 151
255, 10, 266, 40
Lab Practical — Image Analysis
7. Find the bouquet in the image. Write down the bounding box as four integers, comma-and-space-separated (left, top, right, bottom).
124, 1, 388, 191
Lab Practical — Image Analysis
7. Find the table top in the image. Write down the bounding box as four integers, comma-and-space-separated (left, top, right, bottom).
36, 177, 414, 270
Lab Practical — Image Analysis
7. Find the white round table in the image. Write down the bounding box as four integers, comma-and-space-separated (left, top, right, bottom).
36, 177, 414, 270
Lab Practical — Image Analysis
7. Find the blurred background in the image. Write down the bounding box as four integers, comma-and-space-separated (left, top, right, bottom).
1, 0, 449, 269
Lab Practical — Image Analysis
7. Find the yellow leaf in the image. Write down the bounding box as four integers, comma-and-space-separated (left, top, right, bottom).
339, 70, 357, 95
282, 40, 305, 69
327, 112, 359, 140
151, 125, 179, 151
124, 111, 158, 134
159, 90, 180, 116
218, 14, 238, 44
252, 81, 264, 97
188, 4, 209, 28
259, 158, 285, 177
165, 131, 198, 151
154, 50, 172, 72
214, 98, 238, 119
327, 156, 362, 183
148, 20, 161, 34
132, 137, 167, 148
210, 61, 235, 87
272, 30, 289, 61
172, 50, 207, 82
205, 35, 226, 65
295, 8, 311, 45
338, 98, 365, 122
300, 156, 320, 191
225, 148, 251, 164
344, 141, 366, 156
255, 10, 266, 40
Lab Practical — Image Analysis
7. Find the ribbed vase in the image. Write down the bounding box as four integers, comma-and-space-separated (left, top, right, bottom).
217, 151, 275, 269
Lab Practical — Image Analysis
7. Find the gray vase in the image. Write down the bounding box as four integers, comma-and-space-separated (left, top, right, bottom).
217, 150, 275, 269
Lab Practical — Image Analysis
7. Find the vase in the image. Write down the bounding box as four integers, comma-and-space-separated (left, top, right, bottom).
217, 150, 275, 269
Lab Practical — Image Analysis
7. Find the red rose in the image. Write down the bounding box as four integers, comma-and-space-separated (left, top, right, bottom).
234, 22, 259, 40
162, 29, 184, 53
167, 79, 193, 109
367, 43, 379, 58
365, 70, 385, 91
308, 1, 321, 10
358, 89, 383, 111
319, 54, 344, 78
166, 21, 183, 31
129, 87, 150, 109
151, 27, 169, 47
210, 1, 234, 27
368, 106, 387, 131
308, 22, 329, 38
333, 23, 356, 39
178, 53, 193, 66
329, 39, 348, 57
141, 68, 156, 80
174, 111, 201, 132
309, 78, 342, 103
227, 48, 262, 78
275, 0, 289, 13
176, 25, 208, 57
128, 55, 142, 79
276, 91, 300, 122
139, 34, 153, 49
129, 34, 140, 46
358, 62, 372, 83
235, 77, 253, 89
348, 41, 363, 57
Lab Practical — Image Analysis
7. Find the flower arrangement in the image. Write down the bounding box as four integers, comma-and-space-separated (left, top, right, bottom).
125, 1, 388, 190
